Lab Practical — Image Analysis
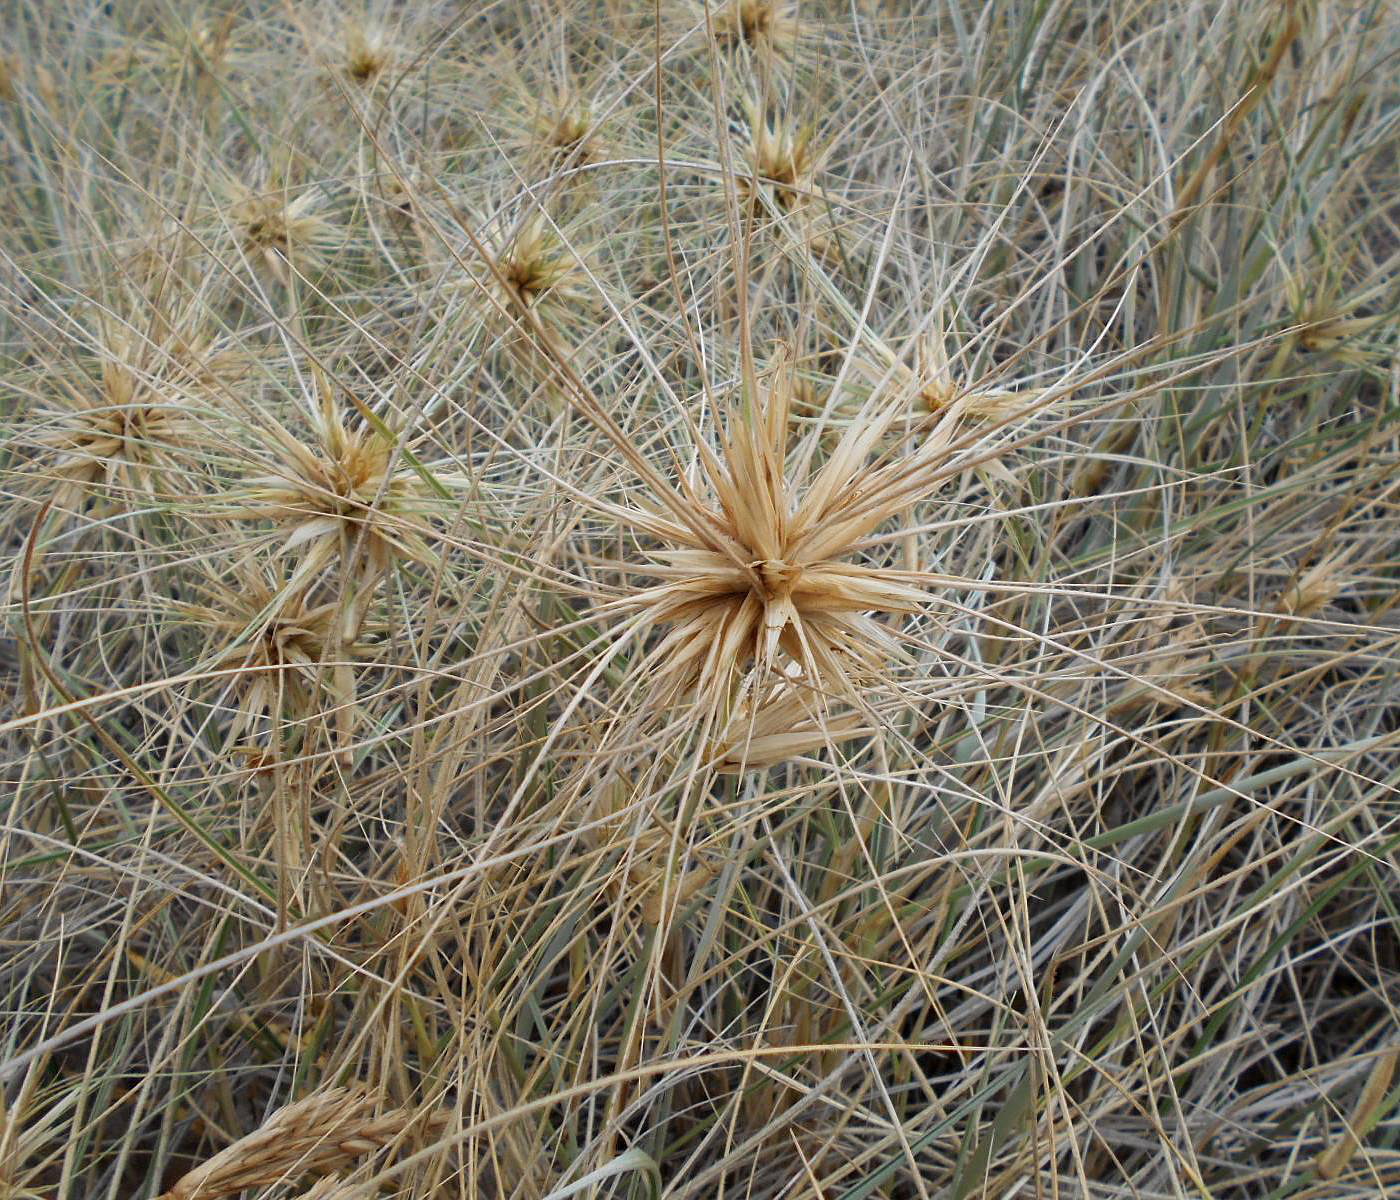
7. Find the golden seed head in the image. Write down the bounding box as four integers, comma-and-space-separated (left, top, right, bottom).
159, 1088, 442, 1200
743, 109, 818, 203
33, 326, 203, 500
712, 0, 800, 51
216, 175, 337, 283
535, 94, 603, 162
482, 214, 588, 319
175, 568, 354, 734
613, 356, 928, 753
235, 394, 428, 569
195, 577, 338, 677
183, 14, 238, 74
343, 22, 395, 84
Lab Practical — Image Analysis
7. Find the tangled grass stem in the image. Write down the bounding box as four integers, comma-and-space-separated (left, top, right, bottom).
1, 3, 1396, 1197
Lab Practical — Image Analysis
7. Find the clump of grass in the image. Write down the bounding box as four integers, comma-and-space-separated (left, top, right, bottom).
1, 3, 1397, 1199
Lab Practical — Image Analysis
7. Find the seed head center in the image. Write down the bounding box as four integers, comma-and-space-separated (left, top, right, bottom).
757, 557, 801, 598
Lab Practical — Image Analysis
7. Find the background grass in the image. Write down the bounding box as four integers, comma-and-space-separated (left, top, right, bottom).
1, 1, 1398, 1197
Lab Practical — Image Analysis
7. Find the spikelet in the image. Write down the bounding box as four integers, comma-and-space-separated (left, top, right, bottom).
90, 14, 240, 87
292, 1177, 364, 1200
1108, 652, 1216, 717
912, 329, 1044, 420
1283, 258, 1388, 367
1276, 551, 1351, 617
708, 679, 873, 772
185, 14, 239, 74
158, 1088, 436, 1200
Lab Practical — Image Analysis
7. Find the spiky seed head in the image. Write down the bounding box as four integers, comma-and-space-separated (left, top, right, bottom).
741, 104, 820, 211
217, 174, 337, 286
534, 91, 605, 163
710, 0, 800, 53
375, 165, 422, 223
607, 352, 933, 767
228, 372, 436, 588
189, 15, 236, 67
1282, 259, 1387, 366
91, 17, 237, 85
342, 21, 395, 84
478, 213, 590, 329
500, 217, 580, 303
1294, 305, 1384, 365
29, 324, 203, 510
154, 13, 239, 79
176, 566, 363, 737
39, 389, 183, 485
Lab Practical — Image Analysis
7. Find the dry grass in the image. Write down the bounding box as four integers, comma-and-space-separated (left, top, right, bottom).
1, 1, 1398, 1198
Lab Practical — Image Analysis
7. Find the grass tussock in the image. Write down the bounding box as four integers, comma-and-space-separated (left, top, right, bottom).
0, 1, 1398, 1198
